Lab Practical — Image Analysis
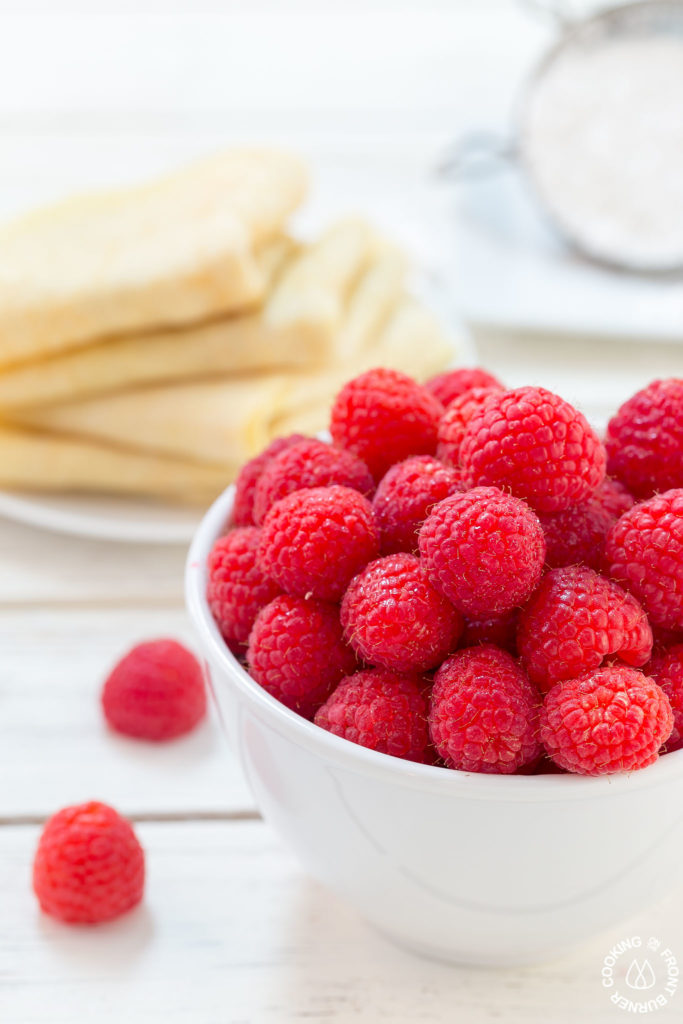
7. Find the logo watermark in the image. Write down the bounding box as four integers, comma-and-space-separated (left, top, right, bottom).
601, 935, 678, 1014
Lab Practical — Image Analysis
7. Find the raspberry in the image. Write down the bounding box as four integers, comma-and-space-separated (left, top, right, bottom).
233, 434, 306, 526
429, 646, 541, 774
540, 666, 673, 775
258, 485, 379, 601
538, 498, 615, 570
329, 368, 443, 481
372, 455, 464, 555
314, 668, 430, 762
418, 487, 545, 616
102, 640, 206, 741
595, 477, 635, 519
605, 379, 683, 498
425, 367, 503, 408
460, 387, 606, 512
436, 387, 501, 467
517, 566, 653, 692
247, 595, 357, 718
253, 438, 373, 525
207, 528, 281, 648
33, 801, 145, 924
340, 553, 462, 672
606, 488, 683, 631
459, 609, 519, 654
645, 644, 683, 751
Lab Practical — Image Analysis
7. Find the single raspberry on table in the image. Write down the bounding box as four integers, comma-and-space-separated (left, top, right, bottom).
425, 367, 503, 408
418, 487, 545, 616
329, 368, 443, 481
459, 609, 519, 654
538, 498, 615, 571
314, 668, 430, 762
233, 434, 307, 526
605, 379, 683, 498
207, 528, 281, 648
517, 566, 653, 692
340, 553, 463, 673
102, 639, 206, 741
258, 485, 379, 601
606, 488, 683, 631
33, 801, 145, 924
644, 644, 683, 751
540, 666, 673, 775
428, 646, 542, 774
460, 387, 606, 512
594, 477, 635, 520
247, 595, 357, 718
253, 438, 374, 524
436, 387, 501, 467
372, 455, 464, 555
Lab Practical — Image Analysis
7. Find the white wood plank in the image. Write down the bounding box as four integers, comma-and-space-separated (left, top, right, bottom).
0, 607, 254, 818
2, 818, 683, 1023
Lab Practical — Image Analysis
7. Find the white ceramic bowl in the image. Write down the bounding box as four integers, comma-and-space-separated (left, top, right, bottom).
186, 485, 683, 966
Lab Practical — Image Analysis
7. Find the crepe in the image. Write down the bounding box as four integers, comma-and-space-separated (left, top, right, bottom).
0, 220, 377, 410
0, 148, 308, 369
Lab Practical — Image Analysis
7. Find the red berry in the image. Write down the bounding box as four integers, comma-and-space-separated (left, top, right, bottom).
517, 566, 653, 692
33, 801, 145, 924
460, 387, 606, 512
540, 666, 673, 775
595, 477, 635, 519
233, 434, 306, 526
258, 485, 379, 601
253, 438, 373, 525
340, 553, 463, 673
372, 455, 464, 555
645, 643, 683, 751
605, 379, 683, 498
538, 498, 615, 571
425, 367, 503, 408
314, 668, 430, 762
207, 528, 281, 648
418, 486, 545, 616
606, 488, 683, 631
330, 368, 443, 481
459, 609, 519, 654
102, 640, 206, 741
429, 646, 541, 774
436, 387, 501, 466
247, 595, 357, 718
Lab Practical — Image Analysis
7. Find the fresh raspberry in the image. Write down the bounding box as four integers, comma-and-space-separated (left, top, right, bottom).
425, 367, 503, 408
436, 387, 501, 467
340, 553, 462, 672
233, 434, 306, 526
606, 489, 683, 631
605, 379, 683, 498
517, 566, 653, 692
460, 387, 606, 512
314, 668, 430, 762
429, 646, 541, 774
540, 666, 673, 775
102, 640, 206, 741
253, 438, 373, 525
595, 477, 635, 519
329, 368, 443, 481
258, 485, 379, 601
538, 498, 615, 570
247, 595, 357, 718
32, 801, 145, 924
459, 609, 519, 654
418, 487, 545, 616
645, 644, 683, 751
372, 455, 464, 555
206, 528, 281, 648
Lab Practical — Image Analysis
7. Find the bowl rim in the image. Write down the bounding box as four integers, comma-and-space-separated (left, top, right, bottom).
185, 483, 683, 803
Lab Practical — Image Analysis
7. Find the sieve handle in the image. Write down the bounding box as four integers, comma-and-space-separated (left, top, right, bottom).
437, 132, 516, 181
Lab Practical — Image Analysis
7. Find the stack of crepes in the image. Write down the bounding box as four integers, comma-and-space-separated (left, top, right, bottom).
0, 149, 455, 504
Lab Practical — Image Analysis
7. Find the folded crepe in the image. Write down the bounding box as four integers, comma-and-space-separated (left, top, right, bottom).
0, 219, 377, 410
0, 148, 308, 369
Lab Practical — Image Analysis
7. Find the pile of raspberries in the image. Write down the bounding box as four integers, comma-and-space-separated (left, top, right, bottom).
207, 368, 683, 777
